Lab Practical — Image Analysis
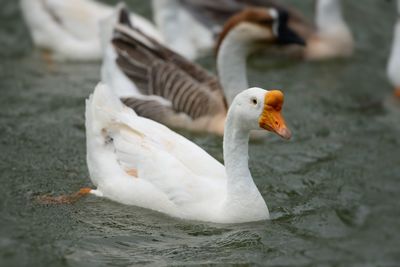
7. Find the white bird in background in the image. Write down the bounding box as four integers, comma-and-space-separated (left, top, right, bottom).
19, 0, 162, 61
85, 82, 291, 223
387, 0, 400, 98
305, 0, 353, 60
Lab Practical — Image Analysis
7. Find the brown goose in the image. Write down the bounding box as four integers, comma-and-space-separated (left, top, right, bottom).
102, 6, 304, 135
152, 0, 353, 60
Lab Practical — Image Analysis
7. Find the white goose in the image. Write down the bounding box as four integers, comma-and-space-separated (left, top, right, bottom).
151, 0, 214, 60
305, 0, 353, 60
20, 0, 162, 61
85, 82, 291, 223
152, 0, 353, 60
102, 6, 304, 135
387, 0, 400, 98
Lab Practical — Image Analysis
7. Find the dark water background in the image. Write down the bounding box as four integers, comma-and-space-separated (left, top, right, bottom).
1, 0, 400, 266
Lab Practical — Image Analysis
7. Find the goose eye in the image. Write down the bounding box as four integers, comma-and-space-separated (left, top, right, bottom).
251, 98, 258, 105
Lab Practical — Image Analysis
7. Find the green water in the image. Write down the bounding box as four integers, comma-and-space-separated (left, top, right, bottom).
1, 1, 400, 266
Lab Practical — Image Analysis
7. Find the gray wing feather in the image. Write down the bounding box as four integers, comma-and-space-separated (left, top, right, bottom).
112, 11, 227, 120
122, 97, 175, 122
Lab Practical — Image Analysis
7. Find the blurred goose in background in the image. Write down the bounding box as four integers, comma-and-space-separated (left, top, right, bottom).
152, 0, 353, 60
306, 0, 353, 59
20, 0, 162, 61
387, 0, 400, 98
85, 83, 291, 223
102, 7, 304, 135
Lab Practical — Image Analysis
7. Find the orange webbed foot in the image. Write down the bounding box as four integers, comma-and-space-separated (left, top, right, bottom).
36, 187, 93, 204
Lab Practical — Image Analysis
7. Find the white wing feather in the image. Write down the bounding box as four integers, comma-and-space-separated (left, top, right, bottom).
86, 83, 225, 209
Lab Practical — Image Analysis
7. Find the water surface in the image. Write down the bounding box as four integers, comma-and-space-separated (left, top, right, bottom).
0, 1, 399, 266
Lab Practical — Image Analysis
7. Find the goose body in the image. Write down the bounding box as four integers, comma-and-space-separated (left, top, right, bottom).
152, 0, 353, 60
102, 7, 304, 135
20, 0, 162, 61
86, 83, 291, 223
305, 0, 353, 60
387, 0, 400, 97
152, 0, 214, 60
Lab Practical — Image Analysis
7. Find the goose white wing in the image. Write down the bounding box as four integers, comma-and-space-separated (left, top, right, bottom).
116, 111, 226, 179
107, 121, 225, 207
86, 83, 226, 209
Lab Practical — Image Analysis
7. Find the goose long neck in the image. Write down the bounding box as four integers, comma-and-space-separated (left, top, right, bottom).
315, 0, 346, 33
223, 107, 257, 199
217, 31, 251, 106
221, 98, 270, 221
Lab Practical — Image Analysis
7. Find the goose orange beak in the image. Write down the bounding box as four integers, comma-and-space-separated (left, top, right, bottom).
259, 90, 291, 140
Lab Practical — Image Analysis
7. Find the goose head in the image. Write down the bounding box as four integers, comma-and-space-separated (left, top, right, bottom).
216, 7, 305, 53
230, 88, 291, 140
